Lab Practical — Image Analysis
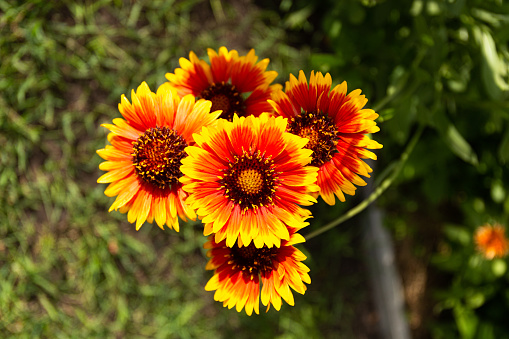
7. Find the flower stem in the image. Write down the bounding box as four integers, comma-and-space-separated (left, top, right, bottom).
305, 125, 424, 241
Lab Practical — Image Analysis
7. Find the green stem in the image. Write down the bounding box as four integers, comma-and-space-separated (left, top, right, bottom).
305, 125, 424, 241
210, 0, 226, 23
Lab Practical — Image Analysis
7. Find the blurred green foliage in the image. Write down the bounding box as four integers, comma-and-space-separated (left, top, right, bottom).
266, 0, 509, 337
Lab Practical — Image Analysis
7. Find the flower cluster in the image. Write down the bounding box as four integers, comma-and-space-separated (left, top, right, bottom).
97, 47, 382, 314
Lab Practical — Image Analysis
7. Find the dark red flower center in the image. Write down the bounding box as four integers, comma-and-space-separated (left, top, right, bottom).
132, 126, 187, 189
288, 111, 339, 166
200, 82, 245, 121
229, 242, 278, 276
220, 150, 278, 211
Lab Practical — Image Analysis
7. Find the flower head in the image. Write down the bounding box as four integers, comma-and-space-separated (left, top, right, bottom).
165, 47, 281, 121
269, 70, 383, 205
474, 223, 509, 259
97, 82, 220, 231
204, 228, 310, 315
180, 114, 319, 248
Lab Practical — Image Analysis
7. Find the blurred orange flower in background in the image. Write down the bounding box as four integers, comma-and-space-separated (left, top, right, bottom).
474, 223, 509, 259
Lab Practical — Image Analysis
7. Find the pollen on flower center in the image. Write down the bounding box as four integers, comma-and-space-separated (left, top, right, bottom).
288, 111, 339, 167
220, 150, 278, 211
132, 126, 187, 189
200, 82, 245, 121
299, 126, 320, 150
237, 169, 264, 195
230, 242, 277, 276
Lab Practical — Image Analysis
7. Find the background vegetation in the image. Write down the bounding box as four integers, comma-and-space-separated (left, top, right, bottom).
1, 0, 508, 338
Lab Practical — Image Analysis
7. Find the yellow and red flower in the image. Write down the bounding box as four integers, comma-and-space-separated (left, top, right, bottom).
269, 71, 383, 205
180, 114, 319, 248
97, 82, 220, 231
474, 223, 509, 259
204, 228, 310, 315
165, 47, 281, 121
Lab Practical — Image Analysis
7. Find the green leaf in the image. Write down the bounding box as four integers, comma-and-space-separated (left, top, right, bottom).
490, 180, 506, 203
465, 292, 485, 309
434, 113, 479, 165
310, 53, 344, 73
443, 224, 471, 245
474, 27, 509, 101
491, 259, 507, 277
498, 128, 509, 164
38, 294, 58, 320
453, 304, 479, 339
475, 322, 495, 339
444, 123, 479, 165
284, 6, 313, 29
